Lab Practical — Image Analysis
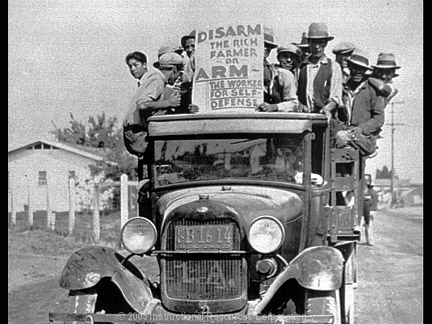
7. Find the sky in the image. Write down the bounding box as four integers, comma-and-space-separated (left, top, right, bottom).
8, 0, 423, 183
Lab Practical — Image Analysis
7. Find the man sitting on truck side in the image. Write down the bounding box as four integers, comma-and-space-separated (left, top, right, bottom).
123, 52, 198, 157
255, 28, 299, 112
370, 52, 400, 108
334, 49, 385, 157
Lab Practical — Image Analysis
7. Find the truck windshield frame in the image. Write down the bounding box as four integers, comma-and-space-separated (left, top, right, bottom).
152, 133, 306, 188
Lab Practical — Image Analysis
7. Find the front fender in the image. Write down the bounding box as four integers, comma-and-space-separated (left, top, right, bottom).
59, 246, 154, 314
251, 246, 344, 315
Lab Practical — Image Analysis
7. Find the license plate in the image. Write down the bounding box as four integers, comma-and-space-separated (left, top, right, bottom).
175, 225, 233, 250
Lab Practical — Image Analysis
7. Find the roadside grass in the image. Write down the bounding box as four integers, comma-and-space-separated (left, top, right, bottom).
8, 209, 132, 256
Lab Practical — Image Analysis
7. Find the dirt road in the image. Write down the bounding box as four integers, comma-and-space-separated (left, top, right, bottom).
355, 206, 423, 324
8, 207, 422, 324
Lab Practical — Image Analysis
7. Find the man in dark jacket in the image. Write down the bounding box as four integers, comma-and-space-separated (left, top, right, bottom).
335, 49, 385, 156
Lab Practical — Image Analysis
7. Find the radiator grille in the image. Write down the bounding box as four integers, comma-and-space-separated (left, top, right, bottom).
163, 219, 244, 300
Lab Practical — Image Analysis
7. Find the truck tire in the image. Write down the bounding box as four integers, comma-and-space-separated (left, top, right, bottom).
305, 290, 341, 324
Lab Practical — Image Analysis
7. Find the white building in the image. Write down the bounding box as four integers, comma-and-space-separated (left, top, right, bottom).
8, 139, 108, 212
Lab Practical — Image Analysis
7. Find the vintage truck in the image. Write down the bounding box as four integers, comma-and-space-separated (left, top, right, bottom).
49, 111, 365, 323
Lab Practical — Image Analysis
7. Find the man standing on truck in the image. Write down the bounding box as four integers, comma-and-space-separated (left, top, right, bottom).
334, 49, 386, 157
256, 29, 299, 112
297, 22, 343, 116
332, 41, 356, 83
275, 44, 302, 83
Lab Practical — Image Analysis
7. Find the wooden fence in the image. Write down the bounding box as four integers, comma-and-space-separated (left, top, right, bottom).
8, 174, 139, 243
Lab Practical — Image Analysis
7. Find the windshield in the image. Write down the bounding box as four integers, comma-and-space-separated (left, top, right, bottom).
153, 134, 305, 186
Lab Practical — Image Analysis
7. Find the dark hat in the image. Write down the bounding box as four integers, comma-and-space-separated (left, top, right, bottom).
372, 53, 401, 70
346, 48, 372, 70
332, 41, 356, 54
153, 52, 184, 69
264, 27, 278, 49
180, 30, 196, 48
292, 32, 309, 49
277, 44, 302, 59
307, 22, 334, 41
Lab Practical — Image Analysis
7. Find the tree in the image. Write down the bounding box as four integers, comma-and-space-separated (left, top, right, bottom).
375, 165, 398, 180
51, 113, 137, 181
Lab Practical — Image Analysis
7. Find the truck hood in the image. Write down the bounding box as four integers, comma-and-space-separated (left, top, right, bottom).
157, 185, 304, 224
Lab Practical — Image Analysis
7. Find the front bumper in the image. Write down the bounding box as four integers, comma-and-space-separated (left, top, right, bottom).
48, 312, 333, 323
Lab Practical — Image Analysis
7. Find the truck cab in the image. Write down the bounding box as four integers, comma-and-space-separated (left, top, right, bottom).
50, 111, 362, 324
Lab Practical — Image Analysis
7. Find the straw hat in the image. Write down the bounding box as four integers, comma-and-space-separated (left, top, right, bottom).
345, 48, 372, 70
277, 44, 302, 59
372, 53, 401, 69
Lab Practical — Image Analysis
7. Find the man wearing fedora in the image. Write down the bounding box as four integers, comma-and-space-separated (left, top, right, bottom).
335, 48, 386, 157
292, 32, 310, 69
332, 41, 356, 83
371, 53, 400, 107
297, 22, 343, 116
256, 28, 298, 112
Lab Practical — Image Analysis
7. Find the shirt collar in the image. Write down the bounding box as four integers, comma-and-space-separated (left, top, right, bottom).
308, 54, 329, 66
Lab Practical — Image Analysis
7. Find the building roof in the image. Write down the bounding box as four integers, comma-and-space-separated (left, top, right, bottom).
8, 139, 108, 161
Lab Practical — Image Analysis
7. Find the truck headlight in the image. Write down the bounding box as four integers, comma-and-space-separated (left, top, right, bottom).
120, 217, 157, 254
248, 216, 285, 254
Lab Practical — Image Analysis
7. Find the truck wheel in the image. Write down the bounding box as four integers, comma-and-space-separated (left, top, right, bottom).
305, 290, 341, 324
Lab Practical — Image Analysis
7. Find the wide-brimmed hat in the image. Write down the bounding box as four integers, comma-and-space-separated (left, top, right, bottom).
307, 22, 334, 41
277, 44, 302, 59
332, 41, 356, 54
154, 52, 184, 69
346, 48, 372, 70
180, 30, 196, 48
372, 53, 401, 70
264, 27, 278, 49
292, 32, 309, 49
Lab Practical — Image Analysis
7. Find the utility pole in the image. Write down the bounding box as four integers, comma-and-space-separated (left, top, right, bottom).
386, 101, 405, 207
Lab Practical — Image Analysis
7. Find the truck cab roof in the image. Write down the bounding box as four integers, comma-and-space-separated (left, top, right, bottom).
148, 112, 327, 137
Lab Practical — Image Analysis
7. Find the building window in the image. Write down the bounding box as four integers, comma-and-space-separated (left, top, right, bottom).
38, 171, 47, 186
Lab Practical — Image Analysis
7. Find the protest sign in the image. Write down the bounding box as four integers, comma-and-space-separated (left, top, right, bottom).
192, 23, 264, 113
